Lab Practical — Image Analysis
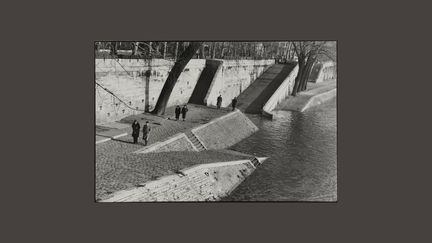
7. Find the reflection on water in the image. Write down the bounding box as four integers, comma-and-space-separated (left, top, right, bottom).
224, 97, 337, 201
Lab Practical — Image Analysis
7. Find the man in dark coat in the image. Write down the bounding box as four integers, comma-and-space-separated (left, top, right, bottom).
175, 105, 181, 121
231, 97, 238, 111
216, 95, 222, 109
131, 120, 140, 144
181, 105, 188, 121
142, 121, 151, 146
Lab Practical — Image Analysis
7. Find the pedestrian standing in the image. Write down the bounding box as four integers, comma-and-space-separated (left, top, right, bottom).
131, 120, 140, 144
142, 121, 151, 146
231, 97, 238, 111
175, 105, 181, 121
181, 105, 188, 121
217, 95, 222, 109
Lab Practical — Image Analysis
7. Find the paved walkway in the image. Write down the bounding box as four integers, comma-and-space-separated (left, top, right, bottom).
276, 79, 336, 111
96, 104, 245, 201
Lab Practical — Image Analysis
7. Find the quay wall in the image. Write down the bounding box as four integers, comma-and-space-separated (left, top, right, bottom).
101, 158, 267, 202
96, 58, 274, 125
204, 59, 275, 107
96, 59, 205, 124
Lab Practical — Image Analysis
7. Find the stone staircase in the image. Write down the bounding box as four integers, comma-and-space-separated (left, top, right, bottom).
185, 131, 206, 151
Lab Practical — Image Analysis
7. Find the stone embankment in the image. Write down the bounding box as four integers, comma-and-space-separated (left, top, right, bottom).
100, 156, 267, 202
276, 80, 337, 112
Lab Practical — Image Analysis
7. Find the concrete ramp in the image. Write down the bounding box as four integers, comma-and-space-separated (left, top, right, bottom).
236, 63, 297, 113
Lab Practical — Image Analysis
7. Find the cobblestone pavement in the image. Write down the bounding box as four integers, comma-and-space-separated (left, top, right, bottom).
96, 104, 239, 200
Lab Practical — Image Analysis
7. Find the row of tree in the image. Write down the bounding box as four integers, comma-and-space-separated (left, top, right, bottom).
95, 41, 299, 61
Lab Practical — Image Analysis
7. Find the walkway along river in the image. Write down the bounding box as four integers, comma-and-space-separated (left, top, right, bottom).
223, 97, 337, 201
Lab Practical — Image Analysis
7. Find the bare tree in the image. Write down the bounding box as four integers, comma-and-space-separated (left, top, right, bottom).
151, 42, 203, 115
291, 41, 336, 96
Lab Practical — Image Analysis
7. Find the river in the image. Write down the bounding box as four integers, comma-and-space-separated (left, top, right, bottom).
224, 97, 337, 201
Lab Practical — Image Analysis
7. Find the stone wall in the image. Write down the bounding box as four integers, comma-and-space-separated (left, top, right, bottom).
262, 64, 299, 116
192, 110, 259, 150
96, 59, 205, 124
204, 59, 275, 107
101, 158, 267, 202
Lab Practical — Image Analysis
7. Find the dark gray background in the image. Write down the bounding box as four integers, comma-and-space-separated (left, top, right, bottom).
1, 0, 430, 242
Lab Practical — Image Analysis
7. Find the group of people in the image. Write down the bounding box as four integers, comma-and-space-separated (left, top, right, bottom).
175, 105, 188, 121
216, 95, 237, 111
131, 120, 151, 145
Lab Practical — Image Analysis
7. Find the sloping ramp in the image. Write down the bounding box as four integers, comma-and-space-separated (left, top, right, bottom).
236, 63, 297, 113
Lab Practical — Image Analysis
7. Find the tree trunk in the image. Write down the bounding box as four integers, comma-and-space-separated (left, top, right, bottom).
163, 42, 167, 59
133, 42, 139, 55
148, 42, 152, 57
292, 58, 305, 96
212, 42, 216, 59
174, 42, 179, 61
151, 42, 203, 115
301, 56, 316, 91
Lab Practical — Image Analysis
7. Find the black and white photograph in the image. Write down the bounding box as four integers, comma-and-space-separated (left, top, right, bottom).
95, 41, 337, 202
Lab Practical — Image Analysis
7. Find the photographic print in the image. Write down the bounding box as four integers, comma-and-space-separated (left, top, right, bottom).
95, 41, 337, 202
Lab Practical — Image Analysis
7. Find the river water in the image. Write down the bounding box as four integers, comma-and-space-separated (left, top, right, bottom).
224, 97, 337, 202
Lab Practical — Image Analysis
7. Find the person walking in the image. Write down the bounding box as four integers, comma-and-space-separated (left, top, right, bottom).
231, 97, 238, 111
216, 95, 222, 109
142, 121, 151, 146
175, 105, 181, 121
131, 120, 140, 144
181, 105, 188, 121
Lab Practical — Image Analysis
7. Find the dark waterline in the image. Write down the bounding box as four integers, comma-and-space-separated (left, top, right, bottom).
224, 97, 337, 201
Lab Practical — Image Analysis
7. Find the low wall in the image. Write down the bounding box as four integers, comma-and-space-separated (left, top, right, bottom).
301, 88, 337, 112
192, 110, 259, 150
134, 133, 197, 154
262, 64, 299, 117
101, 157, 267, 202
96, 59, 205, 124
204, 59, 275, 107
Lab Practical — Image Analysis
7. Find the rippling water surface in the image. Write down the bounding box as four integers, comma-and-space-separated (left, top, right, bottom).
224, 97, 337, 201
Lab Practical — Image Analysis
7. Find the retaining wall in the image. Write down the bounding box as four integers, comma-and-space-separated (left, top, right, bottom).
262, 64, 299, 118
101, 157, 267, 202
204, 59, 275, 107
96, 59, 205, 124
